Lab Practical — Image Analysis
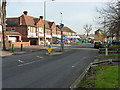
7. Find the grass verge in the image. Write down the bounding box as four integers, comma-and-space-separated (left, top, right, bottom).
77, 65, 120, 88
95, 54, 120, 58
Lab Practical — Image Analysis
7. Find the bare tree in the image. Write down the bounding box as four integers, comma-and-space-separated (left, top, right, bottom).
1, 0, 8, 50
83, 24, 92, 36
96, 0, 120, 40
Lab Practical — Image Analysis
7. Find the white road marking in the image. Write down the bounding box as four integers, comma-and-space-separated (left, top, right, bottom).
72, 66, 75, 68
18, 61, 35, 67
18, 59, 24, 63
36, 56, 44, 59
36, 56, 40, 57
39, 57, 44, 59
18, 59, 44, 67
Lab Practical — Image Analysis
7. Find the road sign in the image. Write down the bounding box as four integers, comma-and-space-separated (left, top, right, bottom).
59, 23, 64, 29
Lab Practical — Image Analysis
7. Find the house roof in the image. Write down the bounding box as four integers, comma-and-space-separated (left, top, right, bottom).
95, 29, 104, 32
47, 21, 54, 28
61, 26, 76, 33
20, 14, 38, 26
6, 18, 20, 26
6, 31, 21, 36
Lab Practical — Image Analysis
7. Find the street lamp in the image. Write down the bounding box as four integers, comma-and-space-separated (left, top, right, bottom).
43, 0, 55, 47
60, 12, 64, 51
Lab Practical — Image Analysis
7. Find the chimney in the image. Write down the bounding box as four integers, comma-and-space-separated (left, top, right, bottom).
23, 11, 28, 15
39, 16, 43, 19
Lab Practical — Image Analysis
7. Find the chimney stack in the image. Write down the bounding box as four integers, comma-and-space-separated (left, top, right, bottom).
39, 16, 43, 19
23, 11, 28, 15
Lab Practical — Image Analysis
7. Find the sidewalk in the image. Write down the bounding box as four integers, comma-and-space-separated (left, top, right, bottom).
0, 44, 71, 57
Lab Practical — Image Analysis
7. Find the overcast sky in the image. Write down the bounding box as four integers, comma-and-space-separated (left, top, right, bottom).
6, 0, 110, 35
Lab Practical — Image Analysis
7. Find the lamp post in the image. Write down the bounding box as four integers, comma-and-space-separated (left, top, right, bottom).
60, 12, 64, 51
43, 1, 46, 47
38, 27, 40, 45
43, 0, 55, 47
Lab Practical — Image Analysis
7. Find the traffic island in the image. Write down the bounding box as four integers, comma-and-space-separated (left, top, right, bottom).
12, 51, 26, 55
44, 52, 63, 56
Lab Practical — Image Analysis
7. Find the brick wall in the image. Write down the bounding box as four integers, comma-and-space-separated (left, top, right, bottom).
51, 23, 57, 35
11, 41, 30, 47
6, 26, 28, 41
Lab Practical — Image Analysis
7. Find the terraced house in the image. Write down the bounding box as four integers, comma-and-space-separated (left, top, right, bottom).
62, 26, 78, 39
6, 11, 57, 45
6, 11, 78, 45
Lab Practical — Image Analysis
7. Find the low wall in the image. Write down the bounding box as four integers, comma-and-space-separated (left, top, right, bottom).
11, 41, 30, 47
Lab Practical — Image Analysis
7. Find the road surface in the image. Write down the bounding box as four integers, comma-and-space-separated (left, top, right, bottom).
2, 44, 98, 88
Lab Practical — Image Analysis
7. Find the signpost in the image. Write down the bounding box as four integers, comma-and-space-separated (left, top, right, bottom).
105, 44, 108, 56
59, 23, 64, 51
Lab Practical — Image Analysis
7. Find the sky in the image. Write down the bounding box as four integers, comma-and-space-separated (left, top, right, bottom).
5, 0, 110, 35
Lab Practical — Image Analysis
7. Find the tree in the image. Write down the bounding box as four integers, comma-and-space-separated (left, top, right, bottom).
96, 0, 120, 40
1, 0, 8, 50
83, 24, 92, 36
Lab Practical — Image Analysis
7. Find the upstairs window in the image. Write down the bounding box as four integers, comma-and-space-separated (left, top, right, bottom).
11, 27, 15, 31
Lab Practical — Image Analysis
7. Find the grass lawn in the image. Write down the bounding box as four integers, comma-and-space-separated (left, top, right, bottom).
96, 54, 120, 58
77, 65, 120, 88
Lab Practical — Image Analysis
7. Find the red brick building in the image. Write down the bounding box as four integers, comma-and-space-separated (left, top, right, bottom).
6, 11, 79, 45
6, 11, 58, 45
94, 29, 105, 41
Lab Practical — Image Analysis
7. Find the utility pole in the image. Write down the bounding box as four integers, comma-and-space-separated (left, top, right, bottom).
1, 0, 8, 50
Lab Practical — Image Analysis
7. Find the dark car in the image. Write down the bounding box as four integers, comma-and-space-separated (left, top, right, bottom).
111, 41, 120, 45
94, 41, 104, 48
53, 40, 61, 44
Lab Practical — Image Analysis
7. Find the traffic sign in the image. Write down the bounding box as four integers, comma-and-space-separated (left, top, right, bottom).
59, 23, 64, 29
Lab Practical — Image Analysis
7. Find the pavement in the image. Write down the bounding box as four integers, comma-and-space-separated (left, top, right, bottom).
0, 44, 71, 57
2, 44, 98, 88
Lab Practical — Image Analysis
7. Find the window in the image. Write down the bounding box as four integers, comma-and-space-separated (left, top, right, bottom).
11, 27, 15, 31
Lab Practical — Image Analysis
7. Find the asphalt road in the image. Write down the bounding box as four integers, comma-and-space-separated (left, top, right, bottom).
2, 44, 98, 88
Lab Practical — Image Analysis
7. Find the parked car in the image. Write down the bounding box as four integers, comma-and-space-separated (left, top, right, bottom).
111, 41, 120, 45
65, 40, 71, 44
94, 41, 104, 48
53, 40, 61, 44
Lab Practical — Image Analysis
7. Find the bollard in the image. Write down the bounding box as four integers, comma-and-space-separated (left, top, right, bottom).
12, 44, 14, 53
108, 59, 113, 64
105, 48, 108, 56
21, 44, 23, 51
60, 43, 64, 51
48, 44, 52, 54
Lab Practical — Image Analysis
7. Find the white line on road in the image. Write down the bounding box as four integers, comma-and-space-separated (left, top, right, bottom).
36, 56, 44, 59
17, 59, 44, 67
17, 59, 24, 63
72, 66, 75, 67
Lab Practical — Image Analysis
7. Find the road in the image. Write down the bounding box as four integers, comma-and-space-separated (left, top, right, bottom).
2, 44, 98, 88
